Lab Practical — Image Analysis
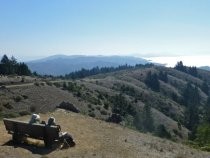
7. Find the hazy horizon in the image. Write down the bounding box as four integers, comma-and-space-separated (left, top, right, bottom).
1, 53, 209, 68
0, 0, 210, 66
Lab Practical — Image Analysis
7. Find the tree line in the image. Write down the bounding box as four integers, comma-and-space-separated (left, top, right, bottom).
0, 54, 31, 76
175, 61, 198, 77
63, 63, 154, 79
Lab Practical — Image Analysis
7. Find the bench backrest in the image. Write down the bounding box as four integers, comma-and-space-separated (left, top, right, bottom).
3, 118, 59, 140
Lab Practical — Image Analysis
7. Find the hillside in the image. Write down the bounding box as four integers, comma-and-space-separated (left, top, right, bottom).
1, 63, 210, 154
27, 55, 149, 75
0, 110, 209, 158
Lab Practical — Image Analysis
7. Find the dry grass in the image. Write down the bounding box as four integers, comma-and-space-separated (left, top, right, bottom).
0, 110, 209, 158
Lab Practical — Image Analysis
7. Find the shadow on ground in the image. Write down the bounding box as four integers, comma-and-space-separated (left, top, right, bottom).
1, 140, 58, 155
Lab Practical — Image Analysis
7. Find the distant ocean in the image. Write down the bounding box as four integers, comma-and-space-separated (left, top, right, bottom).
145, 55, 210, 67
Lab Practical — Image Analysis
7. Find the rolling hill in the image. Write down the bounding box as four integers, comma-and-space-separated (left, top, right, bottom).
1, 62, 210, 156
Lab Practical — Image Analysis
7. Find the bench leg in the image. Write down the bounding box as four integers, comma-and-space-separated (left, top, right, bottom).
44, 137, 53, 148
12, 133, 23, 144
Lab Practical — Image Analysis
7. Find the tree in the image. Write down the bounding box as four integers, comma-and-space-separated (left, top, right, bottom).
142, 104, 154, 132
1, 54, 9, 64
145, 71, 160, 92
183, 83, 200, 139
188, 66, 198, 77
201, 81, 209, 95
10, 56, 17, 65
175, 61, 186, 72
111, 94, 136, 117
158, 71, 168, 83
17, 62, 31, 75
204, 97, 210, 123
195, 123, 210, 147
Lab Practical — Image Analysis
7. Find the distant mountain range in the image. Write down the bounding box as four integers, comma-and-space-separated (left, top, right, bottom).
200, 66, 210, 71
27, 55, 150, 76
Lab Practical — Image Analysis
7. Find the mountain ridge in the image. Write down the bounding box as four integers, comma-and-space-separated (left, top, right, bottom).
27, 55, 149, 75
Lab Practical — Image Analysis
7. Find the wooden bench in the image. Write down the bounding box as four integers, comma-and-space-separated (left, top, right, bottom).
3, 118, 60, 147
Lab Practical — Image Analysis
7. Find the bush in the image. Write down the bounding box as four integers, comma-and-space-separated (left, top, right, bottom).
156, 124, 171, 139
14, 96, 22, 102
45, 81, 52, 86
100, 109, 108, 115
195, 123, 210, 147
21, 77, 25, 83
57, 101, 80, 113
40, 82, 45, 86
34, 82, 39, 86
88, 112, 95, 118
19, 110, 31, 116
96, 106, 101, 110
22, 95, 28, 99
2, 112, 20, 118
30, 105, 36, 112
53, 82, 61, 87
104, 102, 109, 110
173, 129, 183, 138
3, 103, 13, 109
88, 104, 92, 109
107, 113, 122, 123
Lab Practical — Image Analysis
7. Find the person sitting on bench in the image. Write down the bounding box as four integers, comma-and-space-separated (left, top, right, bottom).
47, 116, 75, 148
29, 114, 40, 124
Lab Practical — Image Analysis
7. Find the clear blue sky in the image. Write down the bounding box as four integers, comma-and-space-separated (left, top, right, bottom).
0, 0, 210, 60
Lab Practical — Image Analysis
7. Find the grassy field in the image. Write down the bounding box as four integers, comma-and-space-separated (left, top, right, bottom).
0, 110, 209, 158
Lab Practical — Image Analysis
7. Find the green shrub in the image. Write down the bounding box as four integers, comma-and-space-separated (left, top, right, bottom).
53, 82, 61, 87
22, 95, 28, 99
21, 77, 25, 83
2, 112, 20, 118
195, 123, 210, 147
45, 81, 52, 86
100, 109, 108, 115
173, 129, 183, 138
104, 102, 109, 110
40, 82, 45, 86
88, 112, 95, 118
14, 96, 22, 102
88, 104, 92, 109
96, 106, 101, 110
3, 103, 13, 109
34, 82, 39, 86
30, 105, 36, 112
156, 124, 171, 139
19, 110, 31, 116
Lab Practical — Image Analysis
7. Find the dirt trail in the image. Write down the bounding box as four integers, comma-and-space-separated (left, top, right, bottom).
0, 110, 209, 158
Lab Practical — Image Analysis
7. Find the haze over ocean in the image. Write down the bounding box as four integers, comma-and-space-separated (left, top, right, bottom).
0, 0, 210, 63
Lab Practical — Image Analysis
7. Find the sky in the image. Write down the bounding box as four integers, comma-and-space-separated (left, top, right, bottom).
0, 0, 210, 65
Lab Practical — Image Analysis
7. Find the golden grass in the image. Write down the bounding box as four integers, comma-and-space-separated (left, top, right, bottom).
0, 110, 209, 158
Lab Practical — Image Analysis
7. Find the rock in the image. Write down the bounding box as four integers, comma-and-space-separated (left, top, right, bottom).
57, 101, 80, 113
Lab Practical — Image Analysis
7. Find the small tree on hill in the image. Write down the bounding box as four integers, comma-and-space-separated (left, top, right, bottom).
175, 61, 187, 72
145, 71, 160, 92
201, 81, 209, 95
158, 71, 168, 83
142, 104, 154, 132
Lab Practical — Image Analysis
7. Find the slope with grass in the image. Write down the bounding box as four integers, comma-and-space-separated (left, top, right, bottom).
0, 110, 209, 158
1, 64, 210, 144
